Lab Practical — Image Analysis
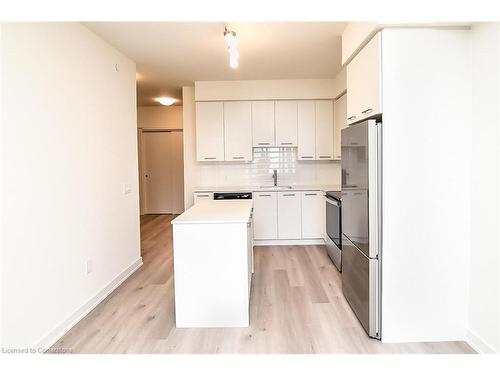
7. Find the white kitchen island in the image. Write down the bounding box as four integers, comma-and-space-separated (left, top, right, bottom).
171, 200, 254, 327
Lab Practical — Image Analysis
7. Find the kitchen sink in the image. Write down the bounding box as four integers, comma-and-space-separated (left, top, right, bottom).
259, 185, 293, 190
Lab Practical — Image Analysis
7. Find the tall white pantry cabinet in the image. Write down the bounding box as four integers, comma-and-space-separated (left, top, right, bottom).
358, 29, 472, 343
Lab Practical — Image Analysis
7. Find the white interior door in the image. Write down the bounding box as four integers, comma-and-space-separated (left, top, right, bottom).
142, 130, 184, 214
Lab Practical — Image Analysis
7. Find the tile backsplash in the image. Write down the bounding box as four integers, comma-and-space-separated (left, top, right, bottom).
197, 147, 340, 187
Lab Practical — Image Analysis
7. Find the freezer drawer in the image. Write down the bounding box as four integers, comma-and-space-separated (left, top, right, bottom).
341, 234, 380, 338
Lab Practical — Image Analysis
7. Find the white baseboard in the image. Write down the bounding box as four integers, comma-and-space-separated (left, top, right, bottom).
466, 329, 497, 354
254, 239, 325, 246
34, 257, 143, 350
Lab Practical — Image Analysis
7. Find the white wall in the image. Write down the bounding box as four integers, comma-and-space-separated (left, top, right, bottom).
467, 23, 500, 354
182, 87, 198, 209
195, 78, 346, 102
381, 29, 471, 343
137, 106, 182, 129
0, 23, 141, 348
183, 84, 342, 210
341, 22, 379, 64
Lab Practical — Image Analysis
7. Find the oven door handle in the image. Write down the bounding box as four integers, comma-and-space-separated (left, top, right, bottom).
325, 196, 340, 207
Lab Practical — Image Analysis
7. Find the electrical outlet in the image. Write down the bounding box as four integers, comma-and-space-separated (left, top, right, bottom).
85, 260, 93, 275
123, 183, 132, 195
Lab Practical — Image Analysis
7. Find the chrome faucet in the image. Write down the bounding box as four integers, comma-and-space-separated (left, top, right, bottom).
272, 169, 278, 186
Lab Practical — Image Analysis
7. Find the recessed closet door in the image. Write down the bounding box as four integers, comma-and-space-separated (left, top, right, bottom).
142, 130, 184, 214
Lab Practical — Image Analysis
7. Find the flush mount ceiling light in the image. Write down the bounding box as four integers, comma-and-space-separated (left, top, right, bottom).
156, 97, 176, 106
224, 27, 239, 69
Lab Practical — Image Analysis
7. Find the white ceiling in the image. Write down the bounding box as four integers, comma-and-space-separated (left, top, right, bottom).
84, 22, 347, 106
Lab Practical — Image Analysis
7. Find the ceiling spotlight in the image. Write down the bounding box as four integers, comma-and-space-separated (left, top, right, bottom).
156, 97, 176, 106
224, 27, 239, 69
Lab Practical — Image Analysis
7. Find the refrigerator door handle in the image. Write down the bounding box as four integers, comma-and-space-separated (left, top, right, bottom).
367, 121, 381, 259
325, 197, 340, 207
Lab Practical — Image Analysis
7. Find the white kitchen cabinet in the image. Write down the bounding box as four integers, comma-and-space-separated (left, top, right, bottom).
275, 101, 298, 146
297, 101, 316, 160
333, 93, 347, 160
253, 192, 278, 240
301, 191, 324, 239
315, 100, 334, 160
277, 191, 302, 239
196, 102, 225, 161
193, 192, 214, 204
252, 101, 275, 147
223, 101, 253, 161
346, 32, 382, 124
172, 201, 252, 327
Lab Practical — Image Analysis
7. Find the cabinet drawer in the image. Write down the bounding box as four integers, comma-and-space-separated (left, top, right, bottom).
193, 192, 214, 204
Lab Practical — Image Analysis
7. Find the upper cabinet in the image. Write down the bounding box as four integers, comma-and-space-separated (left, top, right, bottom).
196, 102, 225, 161
333, 93, 347, 160
297, 101, 316, 160
296, 100, 335, 161
252, 101, 275, 147
315, 100, 334, 160
224, 101, 253, 161
196, 99, 335, 162
275, 101, 298, 147
346, 32, 382, 125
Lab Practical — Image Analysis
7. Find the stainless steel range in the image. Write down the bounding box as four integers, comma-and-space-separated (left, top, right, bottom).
325, 190, 342, 271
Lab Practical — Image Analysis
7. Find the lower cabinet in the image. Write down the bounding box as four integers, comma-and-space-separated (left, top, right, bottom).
301, 191, 324, 239
252, 192, 278, 240
277, 192, 302, 239
196, 190, 325, 241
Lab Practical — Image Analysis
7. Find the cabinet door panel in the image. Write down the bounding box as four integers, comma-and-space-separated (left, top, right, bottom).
333, 93, 347, 160
253, 192, 278, 240
346, 51, 363, 124
315, 100, 334, 160
277, 192, 302, 239
224, 101, 253, 161
196, 102, 224, 161
346, 33, 381, 124
252, 101, 275, 147
301, 191, 324, 239
297, 101, 316, 160
275, 101, 298, 146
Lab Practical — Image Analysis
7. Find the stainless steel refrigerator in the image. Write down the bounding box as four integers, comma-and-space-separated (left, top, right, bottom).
341, 119, 382, 339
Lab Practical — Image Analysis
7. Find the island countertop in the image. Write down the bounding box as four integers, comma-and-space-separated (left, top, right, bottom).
171, 200, 253, 225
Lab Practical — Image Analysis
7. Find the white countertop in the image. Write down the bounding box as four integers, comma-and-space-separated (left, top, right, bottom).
171, 200, 253, 225
193, 184, 341, 193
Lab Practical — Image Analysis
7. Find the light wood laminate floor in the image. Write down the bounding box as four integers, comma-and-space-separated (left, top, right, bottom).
52, 215, 474, 354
